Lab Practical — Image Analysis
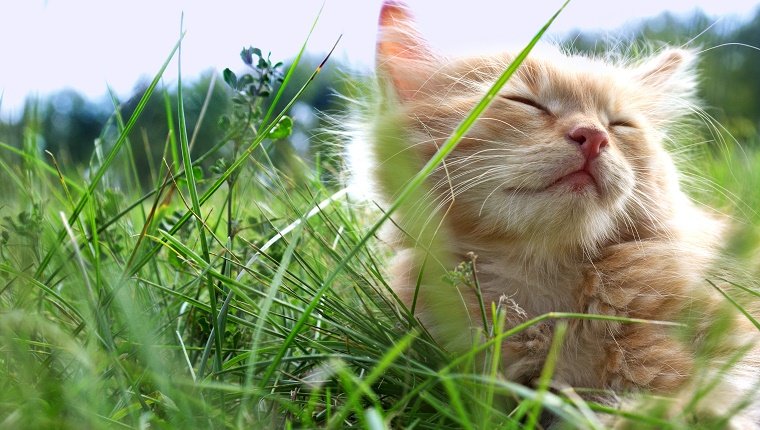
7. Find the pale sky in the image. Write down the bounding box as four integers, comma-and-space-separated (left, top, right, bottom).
0, 0, 758, 119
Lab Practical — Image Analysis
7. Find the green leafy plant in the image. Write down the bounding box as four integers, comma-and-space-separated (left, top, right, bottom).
221, 46, 291, 145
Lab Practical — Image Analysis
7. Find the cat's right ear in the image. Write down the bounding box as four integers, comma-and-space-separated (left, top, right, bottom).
376, 1, 438, 101
635, 49, 697, 99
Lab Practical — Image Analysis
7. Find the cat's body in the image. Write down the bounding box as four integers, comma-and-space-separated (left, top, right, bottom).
359, 1, 760, 427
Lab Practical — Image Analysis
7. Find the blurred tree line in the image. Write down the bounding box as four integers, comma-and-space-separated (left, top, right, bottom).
1, 7, 759, 189
0, 51, 351, 193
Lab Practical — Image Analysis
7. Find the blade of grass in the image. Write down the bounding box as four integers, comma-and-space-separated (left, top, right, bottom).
154, 230, 303, 313
588, 403, 674, 428
162, 87, 180, 174
326, 330, 418, 428
0, 263, 85, 323
237, 218, 306, 424
480, 302, 506, 428
452, 373, 592, 428
258, 2, 325, 131
106, 85, 145, 214
235, 187, 349, 282
440, 375, 475, 430
0, 142, 85, 194
175, 14, 223, 373
188, 72, 217, 153
708, 279, 760, 330
364, 407, 387, 430
524, 321, 567, 428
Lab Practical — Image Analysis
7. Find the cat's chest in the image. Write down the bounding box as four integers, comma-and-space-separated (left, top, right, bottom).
463, 249, 584, 316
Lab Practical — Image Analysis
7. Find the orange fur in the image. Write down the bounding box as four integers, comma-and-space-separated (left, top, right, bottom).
359, 1, 760, 426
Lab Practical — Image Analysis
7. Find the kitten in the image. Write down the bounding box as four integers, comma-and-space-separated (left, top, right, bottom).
359, 0, 760, 427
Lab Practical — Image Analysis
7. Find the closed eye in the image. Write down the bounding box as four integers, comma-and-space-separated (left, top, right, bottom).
609, 119, 635, 128
501, 95, 552, 115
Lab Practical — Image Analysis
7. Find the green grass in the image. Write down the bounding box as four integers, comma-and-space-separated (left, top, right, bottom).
1, 4, 760, 430
689, 139, 760, 260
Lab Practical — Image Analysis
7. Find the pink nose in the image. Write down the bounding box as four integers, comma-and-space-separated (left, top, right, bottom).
567, 126, 608, 161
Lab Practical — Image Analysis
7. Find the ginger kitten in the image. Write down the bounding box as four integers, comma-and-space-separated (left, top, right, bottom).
359, 1, 760, 427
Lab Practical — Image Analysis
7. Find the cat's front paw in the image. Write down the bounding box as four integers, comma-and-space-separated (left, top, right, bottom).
578, 268, 634, 338
586, 241, 692, 321
581, 264, 644, 312
602, 325, 693, 392
507, 320, 554, 356
502, 320, 555, 382
497, 295, 554, 356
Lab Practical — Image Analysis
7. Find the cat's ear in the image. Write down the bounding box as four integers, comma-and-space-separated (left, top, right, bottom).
635, 49, 697, 98
633, 49, 697, 122
376, 1, 439, 101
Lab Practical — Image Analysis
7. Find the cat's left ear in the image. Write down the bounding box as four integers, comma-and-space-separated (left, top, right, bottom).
634, 49, 697, 98
376, 1, 440, 101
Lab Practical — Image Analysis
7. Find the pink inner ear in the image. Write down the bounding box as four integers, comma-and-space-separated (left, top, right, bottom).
638, 49, 691, 87
376, 1, 433, 100
378, 1, 408, 28
377, 1, 420, 61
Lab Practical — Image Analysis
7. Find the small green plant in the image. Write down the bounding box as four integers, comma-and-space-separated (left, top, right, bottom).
220, 46, 291, 146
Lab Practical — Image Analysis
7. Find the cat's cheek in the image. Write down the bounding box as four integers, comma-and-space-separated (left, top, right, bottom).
595, 157, 636, 207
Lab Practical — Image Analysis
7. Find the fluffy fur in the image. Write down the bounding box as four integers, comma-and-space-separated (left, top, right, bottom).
357, 1, 760, 427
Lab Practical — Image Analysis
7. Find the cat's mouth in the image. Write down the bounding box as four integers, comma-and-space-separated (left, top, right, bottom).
503, 165, 602, 195
548, 167, 599, 193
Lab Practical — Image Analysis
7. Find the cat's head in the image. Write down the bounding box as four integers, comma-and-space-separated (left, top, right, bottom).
370, 1, 697, 254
